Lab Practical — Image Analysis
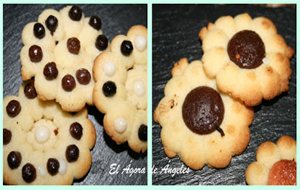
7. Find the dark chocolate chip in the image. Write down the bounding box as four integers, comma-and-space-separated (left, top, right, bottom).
6, 100, 21, 117
89, 16, 102, 30
120, 40, 133, 56
43, 62, 58, 80
138, 124, 147, 141
68, 5, 82, 21
47, 158, 59, 176
67, 37, 80, 54
45, 15, 58, 35
76, 68, 91, 85
69, 122, 83, 140
29, 45, 43, 62
7, 151, 22, 169
227, 30, 265, 69
33, 23, 45, 39
102, 81, 117, 97
65, 144, 79, 162
22, 163, 36, 183
24, 80, 37, 99
54, 129, 58, 135
3, 128, 12, 145
182, 86, 225, 136
61, 74, 76, 92
95, 35, 108, 51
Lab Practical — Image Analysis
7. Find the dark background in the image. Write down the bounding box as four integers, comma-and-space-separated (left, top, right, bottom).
152, 4, 296, 185
3, 4, 147, 185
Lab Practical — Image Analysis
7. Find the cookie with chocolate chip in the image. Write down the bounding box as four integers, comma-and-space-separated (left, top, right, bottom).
93, 25, 147, 153
3, 82, 96, 184
199, 13, 294, 106
20, 5, 109, 112
154, 58, 254, 169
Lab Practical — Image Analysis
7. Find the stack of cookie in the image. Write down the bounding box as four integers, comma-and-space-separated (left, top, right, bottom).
154, 13, 295, 185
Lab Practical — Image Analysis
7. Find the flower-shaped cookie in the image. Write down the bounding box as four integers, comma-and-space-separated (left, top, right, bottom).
154, 58, 254, 169
93, 25, 147, 153
245, 135, 296, 185
20, 5, 109, 111
3, 81, 96, 184
199, 13, 294, 106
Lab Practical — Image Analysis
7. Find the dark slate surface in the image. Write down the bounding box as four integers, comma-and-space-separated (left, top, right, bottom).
152, 4, 296, 185
3, 4, 147, 185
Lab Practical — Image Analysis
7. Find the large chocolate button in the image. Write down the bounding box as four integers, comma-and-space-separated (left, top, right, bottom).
29, 45, 43, 62
6, 100, 21, 117
47, 158, 60, 176
24, 80, 37, 99
68, 5, 82, 21
67, 37, 80, 54
89, 16, 102, 30
33, 23, 45, 39
45, 15, 58, 35
121, 40, 133, 56
22, 163, 36, 183
227, 30, 265, 69
7, 151, 22, 169
102, 81, 117, 97
3, 128, 12, 145
62, 74, 76, 92
76, 68, 91, 85
95, 35, 108, 51
182, 86, 225, 136
65, 144, 79, 162
43, 62, 58, 80
69, 122, 83, 140
138, 124, 147, 141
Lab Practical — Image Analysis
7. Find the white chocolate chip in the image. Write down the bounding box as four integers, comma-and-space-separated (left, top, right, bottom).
134, 35, 147, 52
263, 57, 268, 64
133, 80, 145, 96
103, 61, 116, 76
35, 125, 50, 143
59, 159, 67, 174
38, 165, 46, 176
114, 117, 127, 133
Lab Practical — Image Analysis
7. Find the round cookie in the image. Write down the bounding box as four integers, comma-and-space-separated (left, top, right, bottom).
245, 135, 296, 185
199, 13, 294, 106
20, 5, 109, 112
93, 25, 147, 153
154, 58, 254, 170
3, 81, 96, 184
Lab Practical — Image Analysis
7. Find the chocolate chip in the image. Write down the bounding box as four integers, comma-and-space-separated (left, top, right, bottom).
67, 37, 80, 54
54, 129, 58, 135
6, 100, 21, 117
69, 5, 82, 21
62, 74, 76, 92
33, 23, 45, 39
7, 151, 22, 169
138, 124, 147, 141
47, 158, 59, 176
76, 68, 91, 85
121, 40, 133, 56
227, 30, 265, 69
65, 144, 79, 162
102, 81, 116, 97
69, 122, 83, 140
95, 35, 108, 51
29, 45, 43, 62
89, 16, 102, 30
182, 86, 225, 136
43, 62, 58, 80
24, 80, 37, 99
3, 128, 12, 145
22, 163, 36, 183
45, 15, 58, 35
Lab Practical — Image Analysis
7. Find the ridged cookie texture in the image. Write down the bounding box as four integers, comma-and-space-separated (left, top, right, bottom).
3, 81, 96, 185
20, 5, 109, 112
93, 25, 147, 153
154, 58, 254, 170
199, 13, 294, 106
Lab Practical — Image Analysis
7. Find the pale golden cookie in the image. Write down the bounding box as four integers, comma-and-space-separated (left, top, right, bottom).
154, 58, 254, 170
199, 13, 294, 106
